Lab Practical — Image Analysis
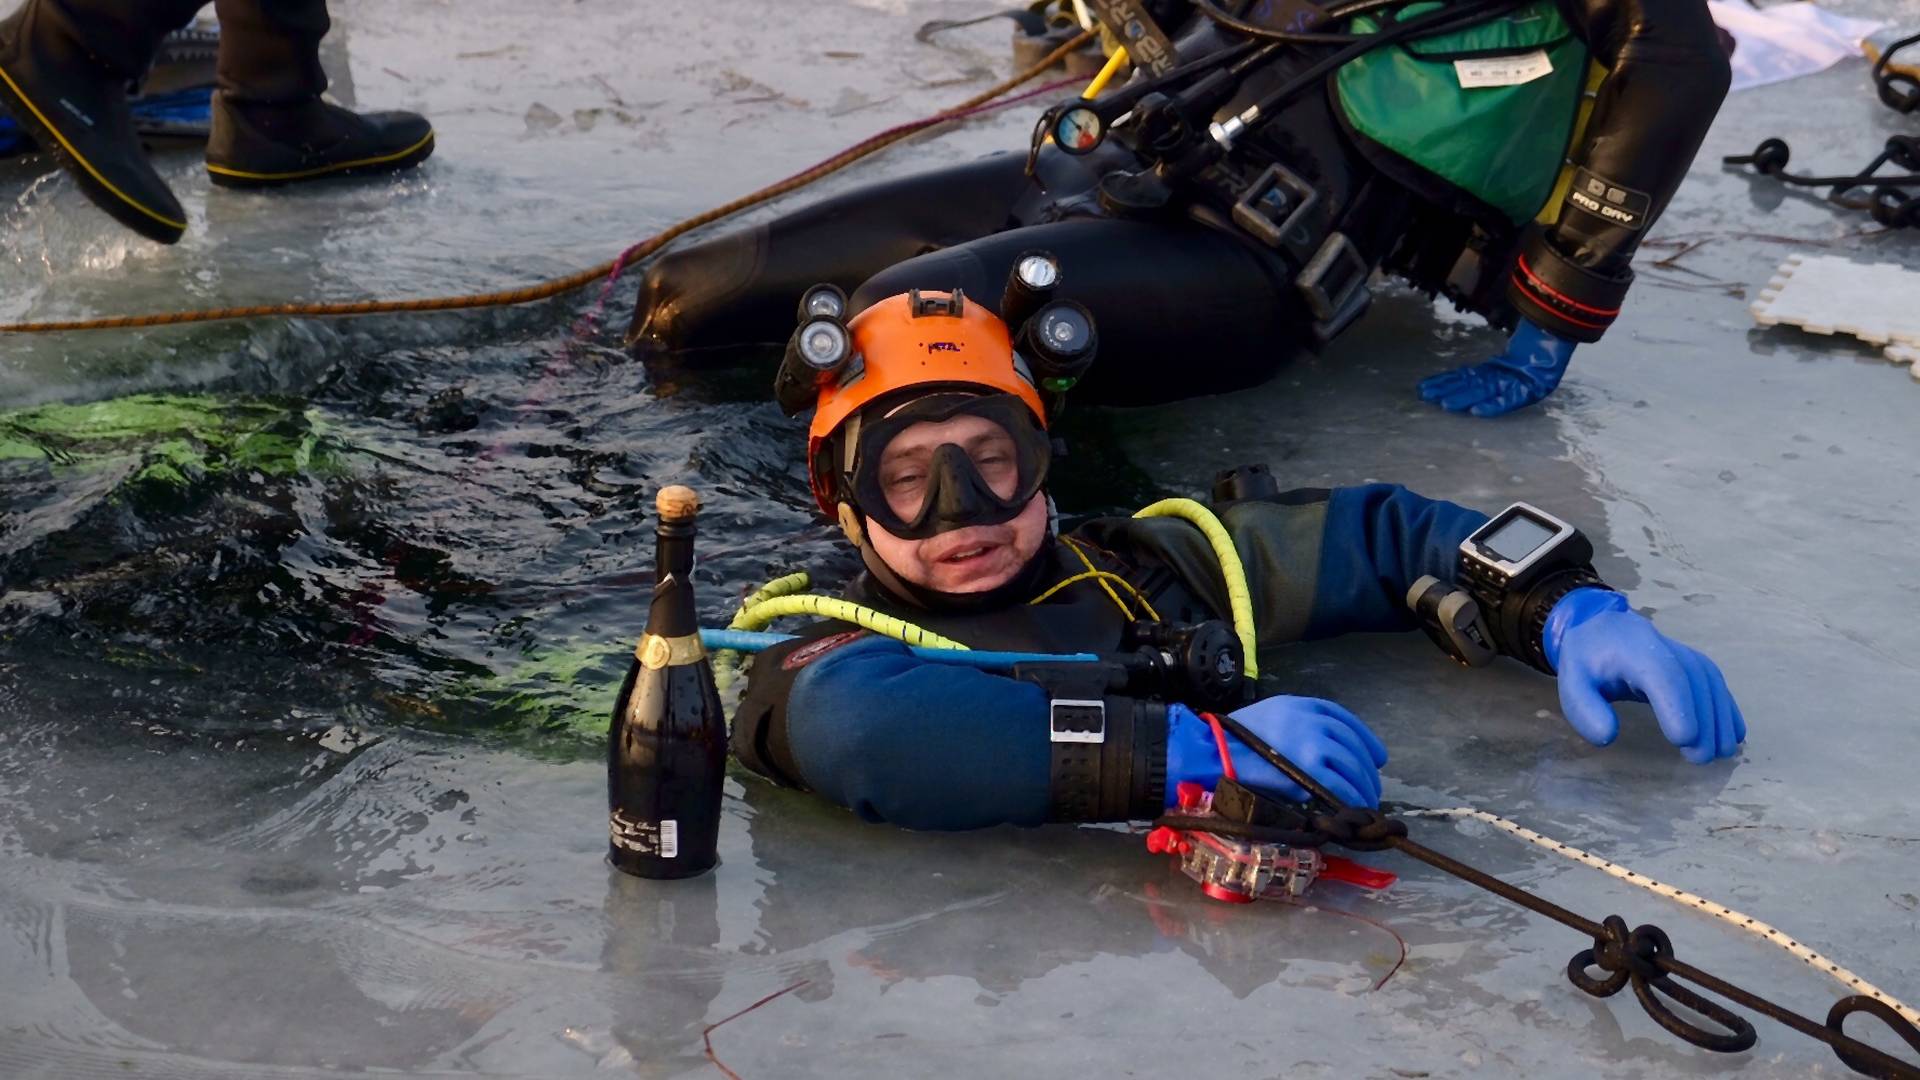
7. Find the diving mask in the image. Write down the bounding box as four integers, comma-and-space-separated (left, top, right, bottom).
844, 392, 1052, 541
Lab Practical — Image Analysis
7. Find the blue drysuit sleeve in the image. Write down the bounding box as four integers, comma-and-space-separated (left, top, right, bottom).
784, 637, 1052, 830
1304, 484, 1489, 639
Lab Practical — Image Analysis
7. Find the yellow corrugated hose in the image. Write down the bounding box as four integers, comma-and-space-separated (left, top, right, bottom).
1131, 498, 1258, 678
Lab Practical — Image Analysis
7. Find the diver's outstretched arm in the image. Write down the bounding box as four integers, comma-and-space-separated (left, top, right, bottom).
1509, 0, 1732, 341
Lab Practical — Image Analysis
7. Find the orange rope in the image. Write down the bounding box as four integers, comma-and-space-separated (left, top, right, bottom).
2, 31, 1094, 336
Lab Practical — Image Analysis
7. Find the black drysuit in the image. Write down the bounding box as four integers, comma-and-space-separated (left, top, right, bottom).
629, 0, 1730, 405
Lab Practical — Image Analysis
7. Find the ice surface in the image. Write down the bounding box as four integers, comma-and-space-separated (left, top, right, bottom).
3, 1, 1920, 1077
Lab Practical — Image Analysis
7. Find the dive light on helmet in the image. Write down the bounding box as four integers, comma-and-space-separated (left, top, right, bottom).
1018, 299, 1097, 393
797, 283, 847, 322
795, 318, 849, 370
1000, 249, 1061, 334
775, 284, 854, 417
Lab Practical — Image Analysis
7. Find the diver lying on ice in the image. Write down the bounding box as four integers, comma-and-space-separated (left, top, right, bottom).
630, 0, 1731, 417
726, 268, 1745, 831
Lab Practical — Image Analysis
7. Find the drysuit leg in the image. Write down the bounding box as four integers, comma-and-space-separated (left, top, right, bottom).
35, 0, 329, 100
36, 0, 206, 77
850, 217, 1302, 405
211, 0, 331, 104
628, 151, 1038, 361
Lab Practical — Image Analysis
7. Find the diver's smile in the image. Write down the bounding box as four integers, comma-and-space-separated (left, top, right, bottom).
940, 544, 995, 564
926, 525, 1012, 565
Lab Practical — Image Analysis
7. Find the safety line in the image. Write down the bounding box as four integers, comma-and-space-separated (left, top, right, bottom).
1407, 806, 1920, 1028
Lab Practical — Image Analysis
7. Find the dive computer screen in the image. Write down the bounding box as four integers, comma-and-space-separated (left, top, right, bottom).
1482, 514, 1555, 562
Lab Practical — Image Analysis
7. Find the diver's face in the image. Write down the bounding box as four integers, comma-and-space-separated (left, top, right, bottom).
861, 412, 1049, 594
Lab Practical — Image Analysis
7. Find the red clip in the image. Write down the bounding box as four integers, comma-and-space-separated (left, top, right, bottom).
1145, 826, 1183, 855
1320, 855, 1397, 891
1175, 781, 1208, 810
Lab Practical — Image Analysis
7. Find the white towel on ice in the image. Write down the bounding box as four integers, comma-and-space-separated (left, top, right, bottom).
1706, 1, 1887, 91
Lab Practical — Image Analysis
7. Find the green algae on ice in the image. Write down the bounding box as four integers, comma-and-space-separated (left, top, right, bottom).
0, 393, 343, 492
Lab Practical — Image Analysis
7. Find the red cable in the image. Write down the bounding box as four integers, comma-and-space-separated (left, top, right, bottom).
1200, 711, 1237, 781
1275, 898, 1409, 993
703, 979, 811, 1080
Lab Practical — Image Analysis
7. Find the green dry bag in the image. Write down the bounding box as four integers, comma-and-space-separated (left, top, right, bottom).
1334, 0, 1589, 222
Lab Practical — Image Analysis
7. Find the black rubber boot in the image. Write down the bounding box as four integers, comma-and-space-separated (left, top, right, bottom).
0, 1, 187, 244
204, 94, 434, 188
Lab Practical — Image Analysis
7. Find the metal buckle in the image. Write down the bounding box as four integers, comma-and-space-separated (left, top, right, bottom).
1296, 231, 1372, 341
1230, 163, 1325, 264
1050, 698, 1106, 744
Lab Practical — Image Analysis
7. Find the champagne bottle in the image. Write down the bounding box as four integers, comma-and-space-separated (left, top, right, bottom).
608, 485, 726, 879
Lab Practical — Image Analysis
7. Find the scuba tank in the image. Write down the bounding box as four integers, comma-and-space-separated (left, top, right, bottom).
608, 486, 727, 880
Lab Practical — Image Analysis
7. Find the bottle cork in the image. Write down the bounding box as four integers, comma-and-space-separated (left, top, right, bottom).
656, 485, 700, 523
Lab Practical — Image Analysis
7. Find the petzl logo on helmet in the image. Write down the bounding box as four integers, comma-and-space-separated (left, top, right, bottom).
926, 341, 962, 354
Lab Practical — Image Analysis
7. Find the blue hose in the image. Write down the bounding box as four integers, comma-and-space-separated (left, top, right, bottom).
700, 628, 1098, 670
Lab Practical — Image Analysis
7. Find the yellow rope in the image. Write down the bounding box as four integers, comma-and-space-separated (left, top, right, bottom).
1029, 569, 1143, 612
1057, 534, 1139, 618
1132, 498, 1258, 678
1408, 807, 1920, 1028
732, 594, 969, 651
1051, 536, 1162, 621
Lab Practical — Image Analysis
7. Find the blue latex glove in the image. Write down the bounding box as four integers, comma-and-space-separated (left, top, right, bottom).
1545, 588, 1747, 764
1166, 699, 1388, 809
1417, 318, 1577, 417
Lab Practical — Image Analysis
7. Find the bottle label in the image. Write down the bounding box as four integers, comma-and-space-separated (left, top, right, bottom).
610, 809, 679, 858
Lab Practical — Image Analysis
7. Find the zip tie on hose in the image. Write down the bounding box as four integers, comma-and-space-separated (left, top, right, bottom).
1132, 498, 1258, 678
713, 572, 813, 693
1405, 806, 1920, 1029
0, 32, 1095, 335
731, 594, 970, 651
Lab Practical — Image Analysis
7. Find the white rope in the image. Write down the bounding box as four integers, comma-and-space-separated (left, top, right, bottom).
1408, 806, 1920, 1028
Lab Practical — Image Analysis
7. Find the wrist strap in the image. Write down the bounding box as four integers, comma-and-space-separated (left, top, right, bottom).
1018, 661, 1166, 822
1508, 232, 1632, 344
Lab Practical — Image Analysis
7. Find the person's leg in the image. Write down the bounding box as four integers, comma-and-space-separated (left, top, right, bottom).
850, 217, 1304, 405
210, 0, 327, 103
629, 152, 1040, 362
39, 0, 204, 75
203, 0, 432, 187
0, 0, 206, 242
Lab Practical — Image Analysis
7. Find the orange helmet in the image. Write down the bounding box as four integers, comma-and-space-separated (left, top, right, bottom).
806, 288, 1047, 518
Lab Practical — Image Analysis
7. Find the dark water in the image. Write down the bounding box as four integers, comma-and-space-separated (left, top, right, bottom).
1, 316, 820, 751
0, 299, 1182, 759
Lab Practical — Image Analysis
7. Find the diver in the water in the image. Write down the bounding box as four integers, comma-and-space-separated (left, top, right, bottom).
730, 277, 1744, 829
0, 0, 435, 244
634, 0, 1730, 417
